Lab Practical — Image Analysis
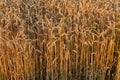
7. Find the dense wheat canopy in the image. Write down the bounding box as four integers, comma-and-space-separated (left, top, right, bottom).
0, 0, 120, 80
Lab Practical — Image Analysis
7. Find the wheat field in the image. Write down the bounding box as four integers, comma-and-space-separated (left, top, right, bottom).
0, 0, 120, 80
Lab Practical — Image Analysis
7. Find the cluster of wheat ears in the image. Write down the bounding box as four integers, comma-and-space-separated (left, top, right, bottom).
0, 0, 120, 80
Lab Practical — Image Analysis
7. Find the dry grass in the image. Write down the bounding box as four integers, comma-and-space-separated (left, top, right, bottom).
0, 0, 120, 80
